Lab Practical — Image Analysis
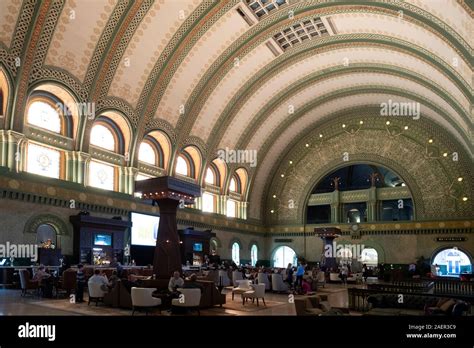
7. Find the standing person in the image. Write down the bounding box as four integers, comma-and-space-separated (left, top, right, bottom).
75, 264, 85, 303
362, 263, 369, 283
285, 263, 294, 289
295, 261, 305, 289
340, 264, 348, 285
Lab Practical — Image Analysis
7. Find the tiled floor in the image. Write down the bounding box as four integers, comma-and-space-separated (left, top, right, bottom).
0, 283, 357, 316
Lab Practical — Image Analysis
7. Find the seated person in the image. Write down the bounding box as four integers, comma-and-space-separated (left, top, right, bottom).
33, 266, 53, 297
88, 269, 109, 292
33, 265, 51, 282
108, 270, 119, 290
168, 271, 184, 292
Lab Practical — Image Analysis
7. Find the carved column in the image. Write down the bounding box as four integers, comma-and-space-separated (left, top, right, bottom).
135, 176, 201, 279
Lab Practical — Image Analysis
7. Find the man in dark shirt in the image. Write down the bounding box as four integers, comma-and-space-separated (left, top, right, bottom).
75, 264, 85, 303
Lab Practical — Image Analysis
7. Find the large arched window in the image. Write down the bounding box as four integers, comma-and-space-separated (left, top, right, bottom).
175, 155, 189, 176
251, 244, 258, 266
138, 142, 156, 165
229, 177, 237, 192
27, 100, 61, 134
359, 248, 378, 266
232, 242, 240, 266
26, 143, 61, 179
205, 168, 215, 185
273, 246, 297, 268
432, 248, 472, 277
307, 164, 413, 223
90, 124, 116, 152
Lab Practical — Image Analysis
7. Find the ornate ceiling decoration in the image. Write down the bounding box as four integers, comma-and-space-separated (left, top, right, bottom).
0, 0, 472, 221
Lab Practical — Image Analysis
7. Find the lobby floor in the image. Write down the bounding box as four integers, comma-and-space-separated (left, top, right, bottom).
0, 283, 358, 316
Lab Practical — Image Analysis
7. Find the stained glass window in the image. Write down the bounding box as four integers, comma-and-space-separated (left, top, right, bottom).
26, 143, 60, 179
90, 124, 115, 151
27, 101, 61, 133
175, 155, 189, 176
139, 142, 156, 165
89, 160, 114, 190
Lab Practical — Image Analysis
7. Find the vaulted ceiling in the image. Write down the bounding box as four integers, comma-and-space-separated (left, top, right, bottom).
0, 0, 472, 221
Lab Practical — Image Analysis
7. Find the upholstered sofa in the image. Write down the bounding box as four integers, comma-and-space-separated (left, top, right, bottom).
366, 294, 470, 316
294, 294, 350, 316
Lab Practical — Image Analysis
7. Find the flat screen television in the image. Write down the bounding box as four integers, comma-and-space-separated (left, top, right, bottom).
130, 212, 160, 246
193, 243, 203, 252
94, 234, 112, 246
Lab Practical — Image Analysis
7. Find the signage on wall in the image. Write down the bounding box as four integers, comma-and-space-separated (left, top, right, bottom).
436, 237, 466, 242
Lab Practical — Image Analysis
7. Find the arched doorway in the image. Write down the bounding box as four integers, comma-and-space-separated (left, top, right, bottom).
432, 248, 472, 277
272, 246, 297, 268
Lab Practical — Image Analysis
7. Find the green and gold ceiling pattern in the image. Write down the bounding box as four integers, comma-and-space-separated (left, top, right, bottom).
0, 0, 472, 223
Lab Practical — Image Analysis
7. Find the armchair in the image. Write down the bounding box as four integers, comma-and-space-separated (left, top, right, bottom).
19, 269, 40, 297
271, 273, 290, 293
131, 287, 161, 315
242, 283, 266, 306
231, 280, 252, 300
171, 288, 202, 315
88, 282, 106, 306
257, 273, 271, 290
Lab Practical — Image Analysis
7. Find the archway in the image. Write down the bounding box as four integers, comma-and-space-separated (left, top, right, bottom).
431, 247, 472, 277
359, 248, 378, 267
272, 245, 297, 268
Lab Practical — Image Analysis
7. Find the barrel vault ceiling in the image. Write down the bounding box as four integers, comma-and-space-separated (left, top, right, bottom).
0, 0, 472, 221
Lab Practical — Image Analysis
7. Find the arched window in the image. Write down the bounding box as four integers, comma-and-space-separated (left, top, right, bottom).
90, 124, 115, 151
0, 88, 4, 117
36, 224, 57, 247
26, 143, 61, 179
88, 160, 115, 191
205, 168, 215, 185
210, 239, 218, 255
229, 177, 237, 192
432, 248, 472, 276
202, 192, 215, 213
138, 142, 156, 165
226, 199, 236, 218
360, 248, 378, 266
251, 244, 258, 266
27, 100, 61, 134
175, 155, 189, 176
232, 242, 240, 266
273, 246, 297, 268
